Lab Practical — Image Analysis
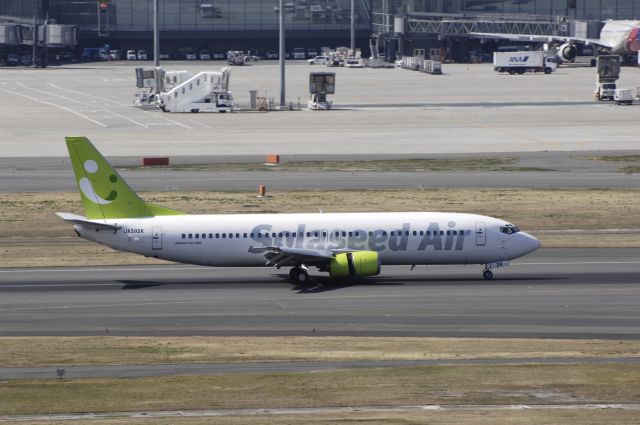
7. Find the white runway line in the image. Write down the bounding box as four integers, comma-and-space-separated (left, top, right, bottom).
18, 83, 149, 129
0, 87, 108, 128
46, 82, 193, 130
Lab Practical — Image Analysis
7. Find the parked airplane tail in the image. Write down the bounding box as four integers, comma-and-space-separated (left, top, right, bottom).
65, 136, 184, 219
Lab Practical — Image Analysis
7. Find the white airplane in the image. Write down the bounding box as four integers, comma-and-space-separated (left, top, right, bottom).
58, 137, 540, 283
475, 19, 640, 62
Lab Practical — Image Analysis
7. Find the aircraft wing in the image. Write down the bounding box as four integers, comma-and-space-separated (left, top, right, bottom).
249, 245, 343, 267
471, 32, 616, 49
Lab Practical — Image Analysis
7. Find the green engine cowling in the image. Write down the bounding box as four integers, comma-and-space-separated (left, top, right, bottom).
329, 251, 381, 278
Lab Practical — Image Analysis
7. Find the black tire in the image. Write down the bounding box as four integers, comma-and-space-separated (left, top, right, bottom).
190, 109, 199, 113
295, 269, 309, 284
508, 69, 516, 75
544, 67, 552, 74
289, 267, 299, 279
483, 270, 493, 280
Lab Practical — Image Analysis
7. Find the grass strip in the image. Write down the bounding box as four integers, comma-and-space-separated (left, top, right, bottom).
125, 157, 555, 173
1, 337, 639, 368
8, 410, 640, 425
1, 364, 639, 415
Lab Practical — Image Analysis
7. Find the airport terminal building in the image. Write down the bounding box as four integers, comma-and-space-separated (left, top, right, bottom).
1, 1, 638, 57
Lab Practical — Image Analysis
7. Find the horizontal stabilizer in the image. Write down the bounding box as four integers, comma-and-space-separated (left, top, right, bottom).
56, 212, 121, 231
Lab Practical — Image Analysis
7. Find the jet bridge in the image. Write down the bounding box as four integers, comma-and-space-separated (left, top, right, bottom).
157, 67, 233, 113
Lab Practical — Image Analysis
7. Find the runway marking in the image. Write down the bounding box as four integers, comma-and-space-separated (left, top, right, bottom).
46, 82, 193, 130
3, 260, 640, 274
3, 403, 640, 422
0, 87, 108, 128
19, 83, 149, 129
0, 299, 224, 312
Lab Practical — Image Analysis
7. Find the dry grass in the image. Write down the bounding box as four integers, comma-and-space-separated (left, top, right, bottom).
9, 410, 640, 425
2, 189, 640, 267
1, 364, 639, 415
1, 336, 639, 368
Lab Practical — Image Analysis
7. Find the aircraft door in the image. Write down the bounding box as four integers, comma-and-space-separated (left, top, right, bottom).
152, 226, 162, 250
475, 222, 486, 246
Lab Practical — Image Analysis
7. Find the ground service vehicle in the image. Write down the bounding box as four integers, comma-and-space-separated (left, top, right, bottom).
595, 55, 621, 101
493, 51, 557, 74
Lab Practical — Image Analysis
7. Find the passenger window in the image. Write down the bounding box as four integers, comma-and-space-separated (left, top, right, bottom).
306, 232, 311, 237
348, 232, 353, 237
285, 232, 290, 237
390, 231, 395, 236
195, 234, 199, 239
250, 233, 254, 238
222, 234, 226, 238
202, 233, 206, 239
322, 232, 327, 238
452, 230, 457, 236
446, 231, 450, 236
342, 231, 346, 237
216, 233, 220, 238
235, 233, 240, 238
182, 234, 186, 239
412, 231, 417, 236
440, 231, 444, 236
209, 233, 213, 238
355, 231, 360, 237
314, 232, 319, 237
426, 231, 431, 236
188, 234, 193, 239
420, 231, 424, 236
244, 233, 248, 238
382, 231, 387, 236
229, 234, 233, 239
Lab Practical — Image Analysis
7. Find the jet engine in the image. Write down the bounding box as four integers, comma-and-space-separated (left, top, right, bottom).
329, 251, 381, 278
557, 43, 577, 62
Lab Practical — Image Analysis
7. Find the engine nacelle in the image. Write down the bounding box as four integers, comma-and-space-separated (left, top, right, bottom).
329, 251, 381, 278
558, 43, 577, 62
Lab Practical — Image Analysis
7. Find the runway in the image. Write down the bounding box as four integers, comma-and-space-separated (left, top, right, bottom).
1, 248, 639, 339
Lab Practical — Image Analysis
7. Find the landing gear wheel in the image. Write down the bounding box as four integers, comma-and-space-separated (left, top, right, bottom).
289, 267, 300, 279
293, 269, 309, 284
483, 269, 493, 280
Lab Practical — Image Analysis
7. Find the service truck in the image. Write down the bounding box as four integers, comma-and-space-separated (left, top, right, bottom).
594, 55, 620, 101
493, 51, 557, 74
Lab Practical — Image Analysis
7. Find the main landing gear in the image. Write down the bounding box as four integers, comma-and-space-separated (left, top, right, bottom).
289, 266, 310, 284
482, 269, 494, 280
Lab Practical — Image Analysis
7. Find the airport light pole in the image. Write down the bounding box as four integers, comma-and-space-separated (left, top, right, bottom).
279, 0, 285, 107
350, 0, 355, 52
153, 0, 160, 68
32, 0, 39, 67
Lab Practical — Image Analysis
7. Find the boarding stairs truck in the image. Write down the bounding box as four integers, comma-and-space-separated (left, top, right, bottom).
493, 51, 557, 74
157, 67, 233, 113
594, 55, 620, 101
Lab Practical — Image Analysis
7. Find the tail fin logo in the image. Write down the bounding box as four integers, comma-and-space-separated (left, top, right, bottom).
79, 159, 118, 205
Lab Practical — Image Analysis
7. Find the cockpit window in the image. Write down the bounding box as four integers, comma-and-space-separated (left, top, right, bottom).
500, 225, 520, 235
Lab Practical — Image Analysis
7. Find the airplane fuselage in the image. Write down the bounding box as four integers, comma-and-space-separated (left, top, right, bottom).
76, 212, 539, 268
600, 20, 640, 54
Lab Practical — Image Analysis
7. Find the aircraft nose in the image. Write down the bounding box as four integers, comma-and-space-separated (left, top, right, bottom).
520, 232, 540, 254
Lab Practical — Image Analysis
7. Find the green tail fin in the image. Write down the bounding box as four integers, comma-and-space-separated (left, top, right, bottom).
65, 136, 184, 219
